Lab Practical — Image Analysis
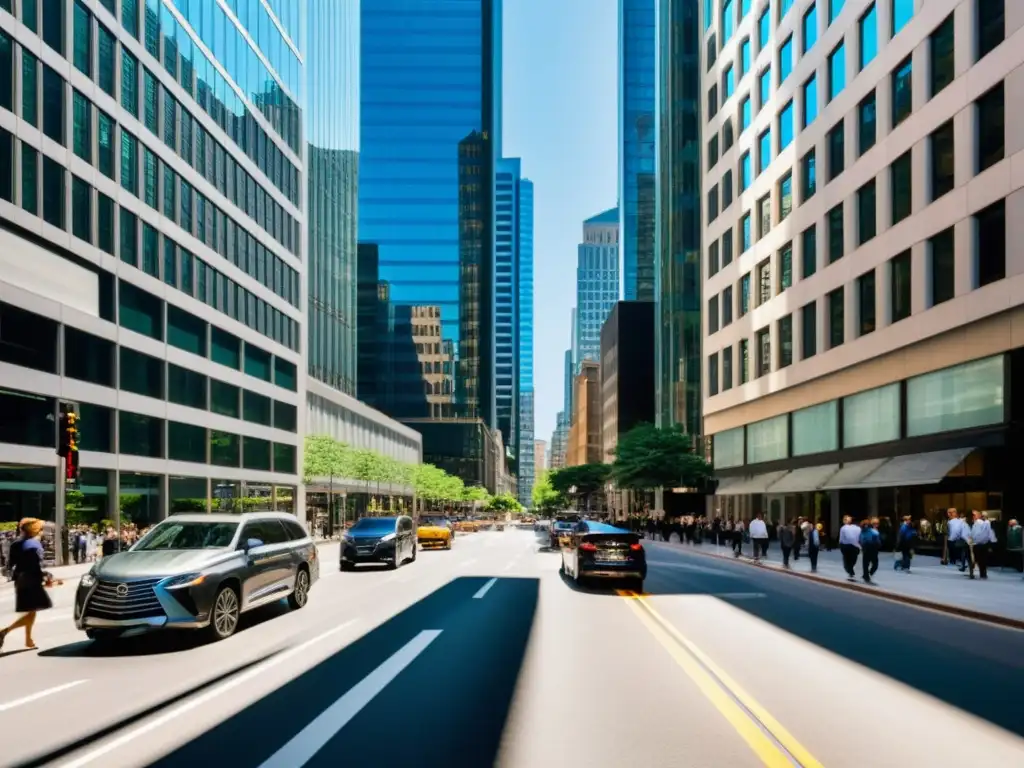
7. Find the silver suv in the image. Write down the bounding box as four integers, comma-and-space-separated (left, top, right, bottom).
74, 512, 320, 643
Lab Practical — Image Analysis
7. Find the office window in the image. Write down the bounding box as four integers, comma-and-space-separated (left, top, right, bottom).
164, 90, 177, 150
757, 259, 772, 304
891, 57, 912, 127
858, 270, 876, 335
779, 0, 793, 20
143, 146, 158, 207
828, 203, 844, 262
122, 50, 139, 117
97, 193, 114, 253
41, 156, 64, 229
708, 135, 719, 169
758, 6, 770, 49
722, 346, 733, 390
829, 0, 846, 24
779, 36, 793, 84
119, 206, 137, 266
801, 225, 817, 278
756, 327, 770, 378
930, 15, 954, 97
741, 95, 751, 131
858, 91, 876, 156
708, 353, 719, 396
827, 120, 844, 180
740, 151, 751, 191
802, 74, 818, 127
800, 149, 816, 201
73, 1, 92, 76
930, 119, 955, 201
706, 32, 717, 70
21, 145, 38, 215
97, 23, 116, 97
857, 180, 876, 245
723, 229, 734, 266
757, 69, 772, 113
144, 68, 159, 134
72, 176, 91, 242
892, 0, 913, 37
722, 0, 735, 43
741, 0, 752, 19
723, 170, 733, 208
739, 338, 750, 384
709, 294, 720, 335
723, 64, 735, 99
42, 66, 65, 146
859, 4, 877, 70
723, 285, 733, 325
740, 38, 751, 76
758, 194, 771, 239
977, 0, 1005, 62
741, 212, 752, 252
803, 5, 818, 53
141, 222, 158, 277
739, 272, 750, 315
41, 0, 65, 54
801, 302, 817, 359
120, 131, 138, 195
71, 91, 91, 163
890, 250, 911, 322
708, 240, 720, 277
707, 84, 718, 118
890, 151, 912, 225
120, 347, 164, 399
975, 200, 1006, 288
779, 243, 793, 291
97, 110, 115, 178
758, 129, 771, 173
828, 287, 844, 348
930, 227, 955, 305
120, 412, 163, 458
828, 43, 845, 101
778, 314, 793, 368
779, 172, 792, 221
976, 82, 1004, 174
779, 100, 793, 151
708, 186, 719, 222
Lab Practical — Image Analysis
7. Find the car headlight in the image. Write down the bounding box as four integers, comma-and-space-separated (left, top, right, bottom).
162, 573, 206, 589
379, 532, 397, 542
79, 572, 97, 588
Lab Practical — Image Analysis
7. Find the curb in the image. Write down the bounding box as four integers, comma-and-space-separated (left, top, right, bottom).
652, 541, 1024, 632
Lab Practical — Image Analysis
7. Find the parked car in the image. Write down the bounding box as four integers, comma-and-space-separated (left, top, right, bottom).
560, 521, 646, 591
341, 516, 417, 570
74, 513, 319, 643
417, 516, 454, 549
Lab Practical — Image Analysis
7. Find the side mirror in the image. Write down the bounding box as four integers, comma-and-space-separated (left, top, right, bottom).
245, 537, 264, 551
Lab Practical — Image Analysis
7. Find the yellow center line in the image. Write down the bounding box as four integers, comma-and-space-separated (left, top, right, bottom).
617, 589, 823, 768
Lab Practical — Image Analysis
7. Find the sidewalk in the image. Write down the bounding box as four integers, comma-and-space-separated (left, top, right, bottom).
650, 536, 1024, 627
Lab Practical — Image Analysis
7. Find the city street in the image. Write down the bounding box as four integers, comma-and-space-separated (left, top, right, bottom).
2, 529, 1024, 767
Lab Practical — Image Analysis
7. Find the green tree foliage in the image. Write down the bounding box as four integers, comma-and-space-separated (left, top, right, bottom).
531, 470, 563, 512
610, 423, 711, 491
487, 493, 523, 514
462, 485, 491, 504
548, 463, 612, 508
303, 435, 352, 482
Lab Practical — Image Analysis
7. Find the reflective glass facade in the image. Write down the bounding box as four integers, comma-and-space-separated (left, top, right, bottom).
307, 1, 359, 394
518, 177, 535, 504
576, 209, 621, 368
495, 158, 521, 452
620, 0, 657, 301
360, 0, 501, 429
655, 0, 702, 436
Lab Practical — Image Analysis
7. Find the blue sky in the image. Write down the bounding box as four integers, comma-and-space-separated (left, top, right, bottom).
502, 0, 618, 446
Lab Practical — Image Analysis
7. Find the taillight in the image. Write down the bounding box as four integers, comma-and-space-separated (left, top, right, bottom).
630, 543, 643, 551
580, 542, 598, 552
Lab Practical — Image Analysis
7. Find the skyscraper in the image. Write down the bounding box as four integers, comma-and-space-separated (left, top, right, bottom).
619, 0, 657, 302
655, 0, 701, 436
575, 208, 621, 369
495, 158, 522, 456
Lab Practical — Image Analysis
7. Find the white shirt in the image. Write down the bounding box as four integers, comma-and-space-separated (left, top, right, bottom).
947, 518, 966, 542
969, 520, 996, 545
839, 524, 862, 548
748, 519, 768, 539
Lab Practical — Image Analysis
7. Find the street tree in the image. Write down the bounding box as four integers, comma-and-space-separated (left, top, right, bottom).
548, 463, 612, 511
487, 493, 522, 515
531, 470, 563, 513
611, 422, 711, 492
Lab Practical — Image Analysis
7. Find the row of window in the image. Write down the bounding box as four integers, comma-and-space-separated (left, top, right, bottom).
707, 197, 1007, 394
63, 6, 300, 252
0, 385, 296, 472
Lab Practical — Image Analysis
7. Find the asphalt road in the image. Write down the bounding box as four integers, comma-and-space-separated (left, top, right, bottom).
2, 531, 1024, 767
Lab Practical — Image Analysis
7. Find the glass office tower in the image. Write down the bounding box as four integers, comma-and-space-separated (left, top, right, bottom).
360, 0, 502, 429
655, 0, 701, 436
495, 158, 521, 455
619, 0, 657, 302
0, 0, 304, 550
575, 208, 621, 368
517, 176, 535, 505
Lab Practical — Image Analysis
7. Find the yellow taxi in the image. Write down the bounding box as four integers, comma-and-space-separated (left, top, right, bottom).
417, 516, 454, 549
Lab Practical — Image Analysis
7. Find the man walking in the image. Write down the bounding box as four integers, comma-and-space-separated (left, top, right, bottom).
945, 508, 967, 570
838, 515, 862, 581
860, 519, 881, 584
807, 523, 822, 572
749, 513, 769, 561
779, 521, 796, 568
967, 510, 996, 580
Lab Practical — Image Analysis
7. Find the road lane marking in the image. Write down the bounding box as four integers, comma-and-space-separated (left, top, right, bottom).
619, 590, 821, 768
473, 578, 497, 599
258, 629, 443, 768
58, 620, 360, 768
0, 680, 87, 712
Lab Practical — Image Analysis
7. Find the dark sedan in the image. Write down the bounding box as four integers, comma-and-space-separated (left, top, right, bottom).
560, 521, 646, 591
340, 516, 417, 570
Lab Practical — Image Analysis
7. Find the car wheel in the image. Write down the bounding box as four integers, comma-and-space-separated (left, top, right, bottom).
288, 567, 310, 610
387, 556, 398, 570
207, 585, 241, 642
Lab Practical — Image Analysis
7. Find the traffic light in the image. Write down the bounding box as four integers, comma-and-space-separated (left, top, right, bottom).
58, 409, 80, 482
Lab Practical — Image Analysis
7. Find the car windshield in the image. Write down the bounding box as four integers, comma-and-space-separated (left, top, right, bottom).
420, 517, 446, 526
350, 518, 397, 534
133, 522, 238, 551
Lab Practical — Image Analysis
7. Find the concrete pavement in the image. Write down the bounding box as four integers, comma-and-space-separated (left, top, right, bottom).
2, 530, 1023, 767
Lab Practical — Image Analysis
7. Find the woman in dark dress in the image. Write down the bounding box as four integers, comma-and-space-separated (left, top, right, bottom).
0, 518, 59, 651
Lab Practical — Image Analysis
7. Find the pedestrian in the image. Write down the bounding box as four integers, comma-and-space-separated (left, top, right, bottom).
749, 513, 769, 561
967, 509, 996, 580
779, 521, 796, 568
0, 518, 62, 651
945, 508, 967, 570
807, 523, 822, 572
838, 515, 862, 581
893, 516, 916, 573
733, 519, 745, 557
860, 519, 881, 584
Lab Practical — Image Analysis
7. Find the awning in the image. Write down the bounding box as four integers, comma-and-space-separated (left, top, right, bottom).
766, 464, 841, 493
714, 475, 751, 496
716, 471, 790, 495
820, 459, 890, 490
855, 447, 975, 488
